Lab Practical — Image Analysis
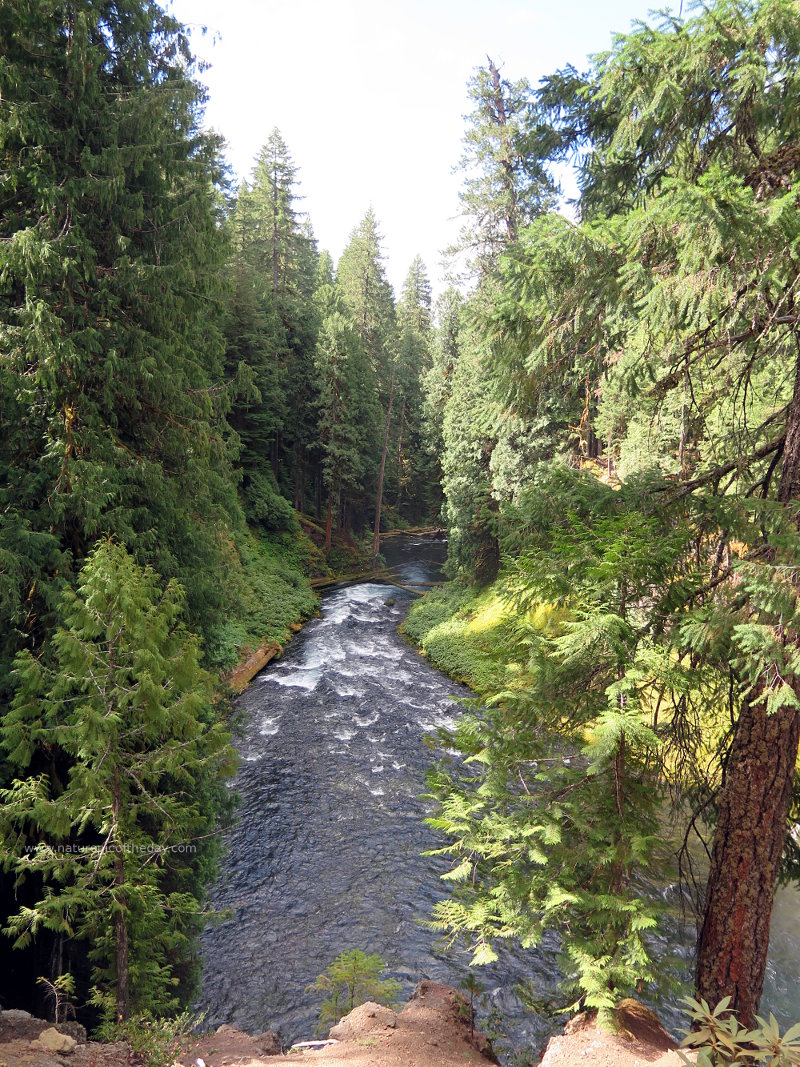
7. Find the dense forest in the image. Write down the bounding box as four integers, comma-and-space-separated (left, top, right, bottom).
1, 0, 800, 1058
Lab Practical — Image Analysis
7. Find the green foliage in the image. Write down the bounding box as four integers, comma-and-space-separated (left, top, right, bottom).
453, 58, 555, 274
679, 997, 800, 1066
0, 540, 236, 1018
94, 1008, 203, 1067
402, 582, 517, 694
306, 949, 401, 1034
424, 0, 800, 1028
36, 973, 76, 1025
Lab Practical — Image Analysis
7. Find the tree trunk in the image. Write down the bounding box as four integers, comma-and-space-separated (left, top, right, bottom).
396, 396, 406, 508
372, 363, 395, 564
695, 694, 800, 1024
695, 347, 800, 1023
324, 495, 332, 553
112, 775, 129, 1022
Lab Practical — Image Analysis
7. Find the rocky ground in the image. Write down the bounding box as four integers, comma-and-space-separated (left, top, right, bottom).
1, 984, 692, 1067
0, 1008, 134, 1066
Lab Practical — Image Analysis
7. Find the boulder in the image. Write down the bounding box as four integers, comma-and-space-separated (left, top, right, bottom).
1, 1009, 33, 1025
32, 1026, 77, 1054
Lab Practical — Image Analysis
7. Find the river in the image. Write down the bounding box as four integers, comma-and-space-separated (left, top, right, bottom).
198, 535, 800, 1061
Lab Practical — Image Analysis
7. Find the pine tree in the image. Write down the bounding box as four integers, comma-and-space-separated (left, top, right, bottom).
0, 0, 242, 653
464, 0, 800, 1022
336, 210, 396, 548
1, 540, 235, 1021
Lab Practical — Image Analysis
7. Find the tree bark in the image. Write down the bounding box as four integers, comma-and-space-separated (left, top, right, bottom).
112, 775, 129, 1022
695, 346, 800, 1023
324, 495, 332, 553
695, 694, 800, 1024
372, 363, 395, 565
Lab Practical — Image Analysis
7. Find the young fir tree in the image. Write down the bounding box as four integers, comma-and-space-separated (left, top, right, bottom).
0, 540, 235, 1021
428, 487, 667, 1021
432, 0, 800, 1025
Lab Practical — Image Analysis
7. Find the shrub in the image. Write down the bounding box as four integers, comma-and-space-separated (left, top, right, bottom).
679, 997, 800, 1066
306, 949, 401, 1034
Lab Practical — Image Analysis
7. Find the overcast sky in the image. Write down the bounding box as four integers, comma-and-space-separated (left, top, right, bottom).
167, 0, 678, 297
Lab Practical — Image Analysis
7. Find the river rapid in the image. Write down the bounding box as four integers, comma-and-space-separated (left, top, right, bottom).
199, 535, 799, 1060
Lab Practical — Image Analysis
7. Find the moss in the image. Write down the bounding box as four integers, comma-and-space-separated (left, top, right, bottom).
205, 526, 318, 671
401, 578, 529, 697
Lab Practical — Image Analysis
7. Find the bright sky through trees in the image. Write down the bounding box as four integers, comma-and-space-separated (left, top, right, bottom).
168, 0, 678, 295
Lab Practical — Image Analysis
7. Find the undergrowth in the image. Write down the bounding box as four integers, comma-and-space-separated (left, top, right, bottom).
205, 526, 318, 671
401, 578, 527, 696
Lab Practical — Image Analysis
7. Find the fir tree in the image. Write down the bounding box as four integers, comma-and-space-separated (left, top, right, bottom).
1, 540, 235, 1021
0, 0, 242, 652
442, 0, 800, 1023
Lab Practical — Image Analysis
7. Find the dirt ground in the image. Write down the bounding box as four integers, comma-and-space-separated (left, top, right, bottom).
0, 1008, 136, 1067
537, 998, 691, 1067
1, 985, 693, 1067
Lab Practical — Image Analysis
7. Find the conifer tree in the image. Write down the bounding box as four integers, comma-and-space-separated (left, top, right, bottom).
1, 541, 235, 1021
394, 257, 435, 521
232, 131, 321, 508
313, 292, 377, 551
434, 0, 800, 1023
336, 210, 396, 549
454, 58, 554, 276
0, 0, 241, 651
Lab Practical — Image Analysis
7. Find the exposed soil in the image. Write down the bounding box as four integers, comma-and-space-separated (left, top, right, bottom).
538, 998, 691, 1067
1, 987, 694, 1067
0, 1010, 136, 1066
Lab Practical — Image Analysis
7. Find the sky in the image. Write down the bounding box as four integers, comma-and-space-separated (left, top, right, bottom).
167, 0, 678, 298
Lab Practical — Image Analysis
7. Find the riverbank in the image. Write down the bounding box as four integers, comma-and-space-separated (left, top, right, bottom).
401, 577, 529, 698
0, 986, 692, 1067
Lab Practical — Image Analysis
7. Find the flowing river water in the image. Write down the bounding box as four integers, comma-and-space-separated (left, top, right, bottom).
199, 535, 800, 1060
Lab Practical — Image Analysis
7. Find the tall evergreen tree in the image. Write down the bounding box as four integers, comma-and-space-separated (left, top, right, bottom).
336, 210, 396, 550
313, 295, 376, 551
395, 257, 436, 521
232, 131, 321, 508
0, 0, 244, 1014
0, 0, 241, 652
453, 57, 554, 276
431, 0, 800, 1024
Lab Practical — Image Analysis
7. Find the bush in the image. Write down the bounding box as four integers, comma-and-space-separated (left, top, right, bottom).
95, 1009, 203, 1067
679, 997, 800, 1066
306, 949, 401, 1034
